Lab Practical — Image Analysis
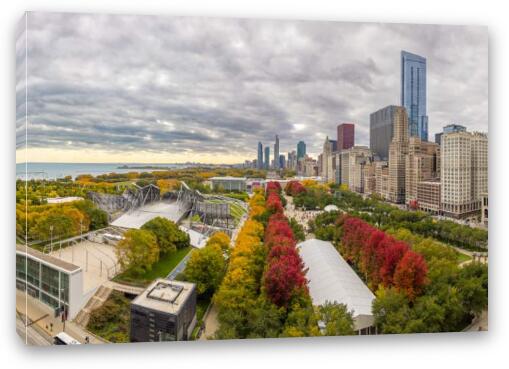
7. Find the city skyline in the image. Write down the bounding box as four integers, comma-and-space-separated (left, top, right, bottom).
16, 13, 488, 164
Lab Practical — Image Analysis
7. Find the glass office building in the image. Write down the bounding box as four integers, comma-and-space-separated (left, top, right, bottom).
16, 244, 83, 318
401, 50, 428, 141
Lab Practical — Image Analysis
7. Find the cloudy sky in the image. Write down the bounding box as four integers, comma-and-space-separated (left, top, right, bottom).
16, 12, 488, 164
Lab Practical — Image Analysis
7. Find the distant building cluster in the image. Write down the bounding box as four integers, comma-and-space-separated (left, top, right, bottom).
247, 51, 488, 222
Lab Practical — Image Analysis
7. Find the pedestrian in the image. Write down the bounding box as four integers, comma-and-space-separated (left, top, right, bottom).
85, 336, 90, 344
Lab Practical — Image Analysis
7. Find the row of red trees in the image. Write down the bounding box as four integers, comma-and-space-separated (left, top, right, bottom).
285, 180, 306, 196
263, 182, 308, 307
338, 215, 428, 300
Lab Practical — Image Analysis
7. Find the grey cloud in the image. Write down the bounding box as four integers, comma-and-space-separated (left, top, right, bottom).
16, 13, 488, 161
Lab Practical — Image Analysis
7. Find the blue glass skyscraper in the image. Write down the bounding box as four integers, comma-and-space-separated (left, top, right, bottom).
257, 142, 263, 169
401, 50, 428, 141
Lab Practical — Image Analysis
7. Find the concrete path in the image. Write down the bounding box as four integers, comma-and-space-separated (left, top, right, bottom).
199, 304, 219, 340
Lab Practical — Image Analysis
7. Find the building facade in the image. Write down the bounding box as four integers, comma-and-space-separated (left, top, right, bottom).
441, 131, 488, 218
264, 146, 270, 170
210, 177, 247, 192
401, 50, 428, 141
274, 135, 280, 169
416, 180, 441, 214
257, 142, 263, 169
405, 137, 439, 204
387, 106, 409, 203
130, 279, 197, 342
297, 141, 306, 160
370, 105, 398, 160
337, 123, 355, 151
16, 244, 84, 320
322, 136, 337, 183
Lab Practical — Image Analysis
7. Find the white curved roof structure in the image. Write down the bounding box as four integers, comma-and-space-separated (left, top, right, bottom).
324, 204, 339, 212
298, 239, 375, 331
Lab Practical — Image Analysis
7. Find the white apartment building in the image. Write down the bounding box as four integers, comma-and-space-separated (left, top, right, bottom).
441, 131, 488, 218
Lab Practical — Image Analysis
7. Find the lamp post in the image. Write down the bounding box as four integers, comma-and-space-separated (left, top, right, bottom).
49, 225, 54, 253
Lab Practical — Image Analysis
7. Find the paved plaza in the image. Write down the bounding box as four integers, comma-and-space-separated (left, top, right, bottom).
50, 240, 120, 293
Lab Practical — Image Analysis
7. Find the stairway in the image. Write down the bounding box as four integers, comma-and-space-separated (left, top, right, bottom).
74, 285, 113, 327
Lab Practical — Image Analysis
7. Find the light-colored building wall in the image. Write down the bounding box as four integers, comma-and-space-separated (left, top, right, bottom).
441, 131, 488, 218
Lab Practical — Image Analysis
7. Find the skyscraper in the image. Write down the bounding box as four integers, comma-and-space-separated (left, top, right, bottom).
370, 105, 398, 160
264, 146, 270, 170
257, 142, 263, 169
297, 141, 306, 160
274, 135, 280, 169
401, 50, 428, 141
337, 123, 355, 150
388, 106, 409, 203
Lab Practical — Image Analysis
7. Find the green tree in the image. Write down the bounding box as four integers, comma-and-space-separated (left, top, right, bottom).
315, 301, 355, 336
141, 216, 189, 255
116, 229, 159, 275
183, 243, 226, 295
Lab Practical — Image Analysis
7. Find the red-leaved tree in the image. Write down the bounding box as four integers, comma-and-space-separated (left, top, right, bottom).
393, 250, 428, 300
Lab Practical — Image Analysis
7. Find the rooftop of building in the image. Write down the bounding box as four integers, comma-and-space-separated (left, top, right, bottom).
131, 279, 196, 315
16, 244, 81, 273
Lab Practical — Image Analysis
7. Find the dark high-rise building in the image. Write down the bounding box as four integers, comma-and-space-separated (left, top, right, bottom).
370, 105, 399, 160
274, 135, 280, 169
279, 154, 286, 169
401, 50, 428, 141
435, 124, 467, 145
337, 123, 355, 150
297, 141, 306, 160
264, 146, 270, 170
257, 142, 263, 169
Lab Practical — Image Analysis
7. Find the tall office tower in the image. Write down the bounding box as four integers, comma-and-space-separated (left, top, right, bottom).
435, 124, 467, 145
287, 150, 297, 171
370, 105, 399, 160
279, 154, 286, 169
257, 142, 263, 169
274, 135, 280, 169
264, 146, 270, 170
337, 123, 355, 150
297, 141, 306, 160
322, 136, 337, 183
388, 106, 409, 203
405, 137, 439, 204
401, 50, 428, 141
441, 131, 488, 218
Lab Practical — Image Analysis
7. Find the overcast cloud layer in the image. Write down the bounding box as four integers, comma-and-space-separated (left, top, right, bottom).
16, 12, 488, 163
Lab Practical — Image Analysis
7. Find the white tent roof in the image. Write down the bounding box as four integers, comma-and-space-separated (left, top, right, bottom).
324, 204, 339, 212
298, 239, 375, 318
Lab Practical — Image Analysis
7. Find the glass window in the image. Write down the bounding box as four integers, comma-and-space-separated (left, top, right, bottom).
16, 255, 26, 281
60, 273, 69, 303
26, 258, 40, 287
41, 264, 60, 298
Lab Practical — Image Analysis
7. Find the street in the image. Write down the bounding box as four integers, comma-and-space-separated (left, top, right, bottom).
16, 314, 52, 346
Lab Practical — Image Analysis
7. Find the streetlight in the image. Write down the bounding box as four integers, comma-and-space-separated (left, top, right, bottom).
49, 225, 54, 253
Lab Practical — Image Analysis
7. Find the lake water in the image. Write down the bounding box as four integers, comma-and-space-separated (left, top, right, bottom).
16, 162, 186, 180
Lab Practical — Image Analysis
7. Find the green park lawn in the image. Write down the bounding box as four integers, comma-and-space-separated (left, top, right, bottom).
113, 246, 192, 287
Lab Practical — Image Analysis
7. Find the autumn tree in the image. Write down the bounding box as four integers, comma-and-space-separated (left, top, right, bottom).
393, 250, 428, 300
182, 242, 226, 295
115, 229, 159, 275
